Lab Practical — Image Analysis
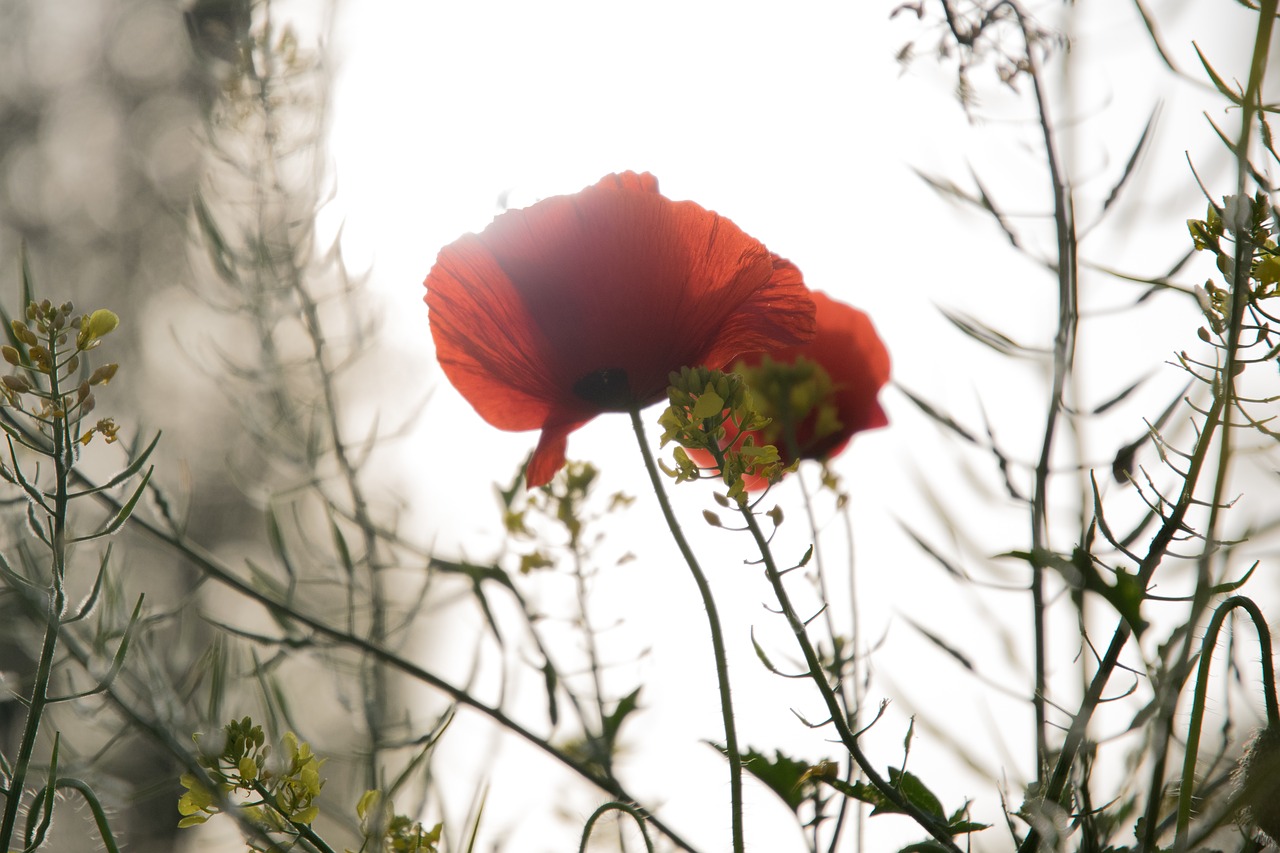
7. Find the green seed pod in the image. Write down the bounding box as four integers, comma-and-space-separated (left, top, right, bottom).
1236, 726, 1280, 843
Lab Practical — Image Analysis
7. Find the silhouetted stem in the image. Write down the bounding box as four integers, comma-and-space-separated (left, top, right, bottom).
579, 802, 655, 853
1140, 2, 1278, 848
734, 502, 963, 852
628, 405, 744, 853
1175, 596, 1276, 849
41, 778, 121, 853
0, 323, 71, 851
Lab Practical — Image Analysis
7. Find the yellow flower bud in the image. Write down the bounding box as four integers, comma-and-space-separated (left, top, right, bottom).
76, 309, 119, 350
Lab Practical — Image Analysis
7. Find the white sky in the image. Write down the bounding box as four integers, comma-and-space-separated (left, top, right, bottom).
321, 2, 1262, 851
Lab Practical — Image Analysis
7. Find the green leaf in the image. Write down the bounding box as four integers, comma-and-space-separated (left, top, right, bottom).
193, 191, 238, 284
75, 466, 152, 541
1211, 560, 1258, 594
1193, 42, 1241, 103
67, 431, 161, 498
1096, 566, 1149, 637
49, 595, 144, 702
25, 733, 60, 851
690, 386, 724, 420
825, 776, 892, 810
601, 688, 641, 749
826, 768, 944, 819
329, 514, 355, 579
264, 505, 297, 582
542, 660, 558, 727
738, 747, 815, 813
888, 767, 944, 818
1256, 254, 1280, 285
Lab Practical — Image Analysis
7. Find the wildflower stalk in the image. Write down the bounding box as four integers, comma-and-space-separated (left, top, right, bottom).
1139, 1, 1277, 847
0, 309, 76, 850
731, 496, 964, 853
40, 778, 121, 853
1017, 0, 1079, 781
1174, 596, 1278, 849
627, 404, 744, 853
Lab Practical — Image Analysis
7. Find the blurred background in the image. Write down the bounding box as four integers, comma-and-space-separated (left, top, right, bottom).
0, 1, 1273, 851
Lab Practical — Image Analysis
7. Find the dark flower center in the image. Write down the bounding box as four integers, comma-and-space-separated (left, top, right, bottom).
572, 367, 633, 411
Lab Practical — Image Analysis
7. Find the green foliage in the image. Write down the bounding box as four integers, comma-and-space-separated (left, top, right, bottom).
730, 354, 844, 454
180, 716, 441, 853
658, 366, 786, 501
711, 744, 821, 814
0, 284, 149, 853
354, 790, 443, 853
1187, 192, 1280, 335
824, 767, 988, 840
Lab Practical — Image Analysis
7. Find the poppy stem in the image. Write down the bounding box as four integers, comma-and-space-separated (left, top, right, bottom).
627, 405, 745, 853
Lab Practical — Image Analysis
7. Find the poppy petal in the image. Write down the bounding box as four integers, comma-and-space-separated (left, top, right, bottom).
593, 171, 660, 193
527, 421, 582, 488
425, 172, 818, 487
701, 255, 815, 371
427, 235, 569, 431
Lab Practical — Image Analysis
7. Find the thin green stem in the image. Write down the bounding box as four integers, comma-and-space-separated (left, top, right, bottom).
1015, 0, 1079, 784
1139, 5, 1277, 848
0, 325, 70, 852
734, 501, 963, 852
1023, 390, 1227, 853
249, 781, 337, 853
40, 779, 121, 853
579, 802, 655, 853
1175, 596, 1275, 849
626, 405, 743, 853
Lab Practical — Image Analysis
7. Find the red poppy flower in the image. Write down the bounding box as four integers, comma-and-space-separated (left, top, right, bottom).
691, 288, 889, 487
425, 172, 816, 487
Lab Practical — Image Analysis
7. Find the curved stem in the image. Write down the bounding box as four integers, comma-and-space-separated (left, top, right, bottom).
579, 801, 655, 853
42, 778, 121, 853
1174, 595, 1276, 849
627, 405, 744, 853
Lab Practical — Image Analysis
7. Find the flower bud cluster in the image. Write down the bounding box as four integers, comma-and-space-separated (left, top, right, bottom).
179, 717, 325, 831
734, 354, 843, 457
1, 300, 120, 444
1187, 193, 1280, 336
658, 366, 784, 502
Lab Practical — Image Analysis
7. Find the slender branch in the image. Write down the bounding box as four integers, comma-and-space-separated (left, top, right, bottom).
0, 319, 72, 851
627, 405, 744, 853
1175, 596, 1275, 849
736, 502, 964, 852
1013, 0, 1079, 784
1139, 3, 1278, 847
